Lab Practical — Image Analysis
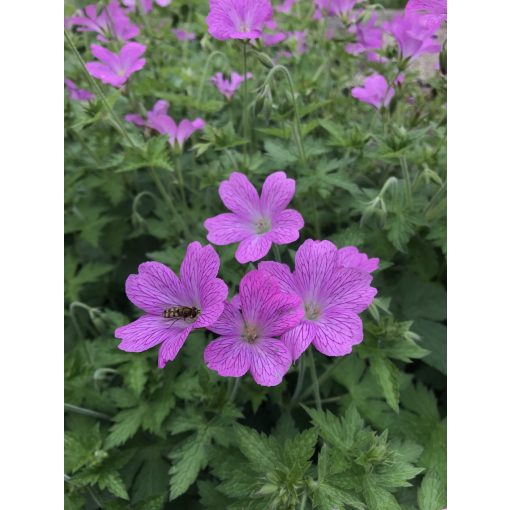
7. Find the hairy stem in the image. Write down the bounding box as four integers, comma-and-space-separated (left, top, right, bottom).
307, 351, 322, 411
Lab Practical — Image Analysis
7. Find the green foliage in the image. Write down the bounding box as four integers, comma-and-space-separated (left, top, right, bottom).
65, 1, 446, 508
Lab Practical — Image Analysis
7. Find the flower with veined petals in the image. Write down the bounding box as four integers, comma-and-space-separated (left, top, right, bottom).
204, 172, 304, 264
384, 12, 441, 60
406, 0, 447, 28
259, 239, 377, 361
65, 79, 95, 102
68, 1, 140, 42
351, 74, 395, 109
125, 100, 205, 148
206, 0, 273, 41
204, 270, 303, 386
85, 42, 146, 88
338, 246, 379, 273
115, 242, 228, 368
210, 72, 253, 100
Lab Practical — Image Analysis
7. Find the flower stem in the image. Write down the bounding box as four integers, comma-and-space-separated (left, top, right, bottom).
307, 350, 322, 411
242, 41, 249, 163
291, 357, 306, 404
197, 50, 228, 102
272, 244, 282, 262
299, 358, 341, 402
64, 29, 136, 149
64, 403, 112, 421
228, 378, 241, 402
149, 167, 187, 234
265, 64, 307, 166
399, 156, 413, 207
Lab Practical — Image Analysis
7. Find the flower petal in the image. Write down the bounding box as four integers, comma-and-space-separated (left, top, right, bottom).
249, 338, 292, 386
258, 261, 298, 295
235, 234, 272, 263
119, 42, 147, 68
204, 213, 253, 245
337, 246, 379, 273
180, 242, 221, 295
239, 269, 303, 337
86, 62, 124, 87
260, 171, 296, 215
125, 261, 183, 314
281, 321, 315, 361
294, 239, 339, 302
269, 209, 304, 244
194, 278, 229, 328
115, 314, 178, 352
208, 301, 244, 336
312, 308, 363, 356
204, 336, 251, 377
157, 326, 193, 368
219, 172, 260, 219
325, 268, 377, 312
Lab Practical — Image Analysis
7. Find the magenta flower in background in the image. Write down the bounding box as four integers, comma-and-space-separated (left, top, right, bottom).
115, 242, 228, 368
125, 100, 205, 148
406, 0, 447, 27
206, 0, 273, 41
351, 74, 395, 109
68, 1, 140, 42
122, 0, 172, 13
276, 0, 298, 14
173, 28, 197, 41
385, 12, 441, 60
204, 270, 303, 386
259, 240, 377, 361
262, 30, 287, 46
289, 31, 308, 55
65, 79, 95, 102
204, 172, 304, 264
337, 246, 379, 273
210, 72, 253, 100
346, 14, 383, 58
86, 42, 146, 88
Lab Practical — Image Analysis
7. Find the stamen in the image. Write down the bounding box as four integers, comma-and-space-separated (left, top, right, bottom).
243, 323, 259, 343
305, 302, 321, 321
254, 217, 271, 234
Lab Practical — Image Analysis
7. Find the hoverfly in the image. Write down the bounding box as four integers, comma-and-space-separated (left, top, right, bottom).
162, 306, 200, 326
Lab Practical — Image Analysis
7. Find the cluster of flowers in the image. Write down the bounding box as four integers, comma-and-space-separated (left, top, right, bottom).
115, 172, 378, 386
347, 0, 446, 109
65, 0, 206, 148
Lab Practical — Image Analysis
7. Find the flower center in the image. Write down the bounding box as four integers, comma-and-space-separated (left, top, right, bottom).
254, 217, 271, 234
242, 323, 259, 343
305, 302, 321, 321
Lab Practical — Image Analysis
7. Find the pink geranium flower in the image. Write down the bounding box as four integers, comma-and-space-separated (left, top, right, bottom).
86, 42, 146, 88
351, 74, 395, 109
68, 1, 140, 42
259, 240, 377, 361
204, 172, 304, 264
345, 14, 383, 58
206, 0, 273, 41
288, 30, 308, 55
122, 0, 172, 13
210, 72, 253, 100
125, 100, 205, 148
385, 12, 441, 60
65, 79, 95, 101
338, 246, 379, 273
115, 242, 228, 368
204, 270, 303, 386
172, 28, 197, 41
406, 0, 447, 27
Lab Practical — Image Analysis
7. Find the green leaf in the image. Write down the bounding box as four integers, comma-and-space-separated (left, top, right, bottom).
362, 478, 401, 510
106, 407, 145, 448
234, 424, 281, 473
418, 470, 447, 510
98, 471, 129, 500
370, 356, 400, 412
169, 433, 208, 500
264, 139, 298, 167
412, 319, 447, 374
